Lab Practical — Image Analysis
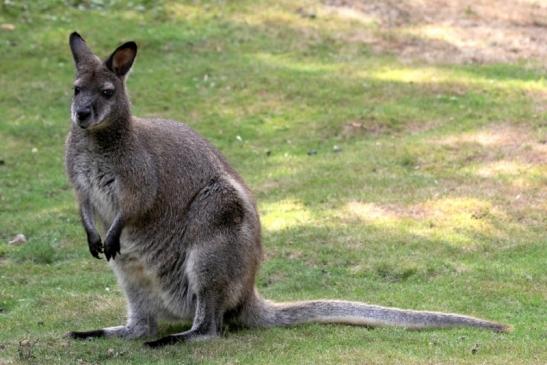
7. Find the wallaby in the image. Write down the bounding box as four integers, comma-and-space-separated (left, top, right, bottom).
64, 33, 510, 348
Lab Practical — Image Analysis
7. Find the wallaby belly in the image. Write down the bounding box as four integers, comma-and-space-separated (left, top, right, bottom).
109, 243, 196, 322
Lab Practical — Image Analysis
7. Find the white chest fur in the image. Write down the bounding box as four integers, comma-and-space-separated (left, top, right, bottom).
88, 177, 116, 225
74, 153, 118, 227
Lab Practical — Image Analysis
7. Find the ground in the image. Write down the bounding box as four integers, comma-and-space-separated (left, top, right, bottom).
0, 1, 545, 364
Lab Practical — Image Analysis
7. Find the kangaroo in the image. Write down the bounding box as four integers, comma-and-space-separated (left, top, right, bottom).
64, 33, 510, 348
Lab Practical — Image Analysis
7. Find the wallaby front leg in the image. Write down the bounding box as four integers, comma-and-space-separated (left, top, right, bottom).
80, 198, 103, 259
104, 213, 124, 261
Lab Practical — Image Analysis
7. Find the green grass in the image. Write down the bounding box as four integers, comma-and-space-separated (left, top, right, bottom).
0, 1, 546, 364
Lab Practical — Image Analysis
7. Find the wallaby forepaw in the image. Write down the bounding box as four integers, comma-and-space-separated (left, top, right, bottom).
87, 236, 103, 259
104, 236, 121, 261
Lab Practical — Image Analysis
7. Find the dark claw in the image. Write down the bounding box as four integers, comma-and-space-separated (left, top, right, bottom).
104, 235, 121, 261
87, 235, 103, 259
144, 335, 178, 348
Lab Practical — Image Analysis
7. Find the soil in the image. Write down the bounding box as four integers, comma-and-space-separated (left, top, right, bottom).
325, 0, 547, 65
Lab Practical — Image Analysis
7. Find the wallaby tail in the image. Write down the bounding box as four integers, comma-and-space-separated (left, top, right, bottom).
239, 292, 511, 333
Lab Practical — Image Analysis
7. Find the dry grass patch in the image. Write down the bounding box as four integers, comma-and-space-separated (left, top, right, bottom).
341, 197, 520, 250
436, 123, 547, 165
325, 0, 547, 65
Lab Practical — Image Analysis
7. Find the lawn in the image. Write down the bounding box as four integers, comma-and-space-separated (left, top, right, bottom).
0, 1, 545, 364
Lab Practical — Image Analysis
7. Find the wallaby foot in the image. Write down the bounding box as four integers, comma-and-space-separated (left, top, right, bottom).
144, 329, 217, 348
66, 329, 105, 339
66, 326, 127, 340
67, 321, 156, 340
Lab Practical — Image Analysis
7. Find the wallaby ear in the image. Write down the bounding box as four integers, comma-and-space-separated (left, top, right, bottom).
69, 32, 96, 70
105, 41, 137, 77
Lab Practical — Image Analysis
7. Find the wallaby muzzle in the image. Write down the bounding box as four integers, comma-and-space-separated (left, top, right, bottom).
76, 107, 92, 129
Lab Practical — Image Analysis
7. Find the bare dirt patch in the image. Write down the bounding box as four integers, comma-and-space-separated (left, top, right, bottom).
324, 0, 547, 65
339, 119, 440, 138
436, 123, 547, 165
340, 120, 389, 138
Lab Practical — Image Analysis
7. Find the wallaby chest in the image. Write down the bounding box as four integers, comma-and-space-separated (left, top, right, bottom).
71, 146, 119, 225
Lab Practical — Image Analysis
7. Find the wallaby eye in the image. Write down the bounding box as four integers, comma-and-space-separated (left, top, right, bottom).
74, 86, 80, 95
102, 89, 114, 98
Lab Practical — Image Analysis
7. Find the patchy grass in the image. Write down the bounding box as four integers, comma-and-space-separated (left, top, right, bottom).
0, 1, 546, 364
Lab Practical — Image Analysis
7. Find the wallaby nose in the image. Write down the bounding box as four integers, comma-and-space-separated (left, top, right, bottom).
77, 108, 91, 121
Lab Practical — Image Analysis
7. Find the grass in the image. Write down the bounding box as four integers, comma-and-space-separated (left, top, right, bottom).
0, 1, 546, 364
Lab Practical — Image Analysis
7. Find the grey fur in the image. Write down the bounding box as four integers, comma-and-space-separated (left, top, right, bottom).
64, 33, 511, 347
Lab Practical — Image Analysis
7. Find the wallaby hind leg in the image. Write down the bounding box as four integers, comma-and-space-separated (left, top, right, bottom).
67, 311, 157, 340
66, 320, 153, 340
67, 279, 159, 340
144, 291, 223, 348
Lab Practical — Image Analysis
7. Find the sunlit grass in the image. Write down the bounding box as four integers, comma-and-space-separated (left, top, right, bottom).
261, 199, 313, 232
339, 197, 512, 249
370, 66, 547, 92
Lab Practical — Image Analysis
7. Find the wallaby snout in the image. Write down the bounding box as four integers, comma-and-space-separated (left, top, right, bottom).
76, 107, 91, 121
75, 106, 92, 128
71, 97, 97, 129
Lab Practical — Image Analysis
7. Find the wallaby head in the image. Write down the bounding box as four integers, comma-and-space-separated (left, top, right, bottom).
69, 32, 137, 130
